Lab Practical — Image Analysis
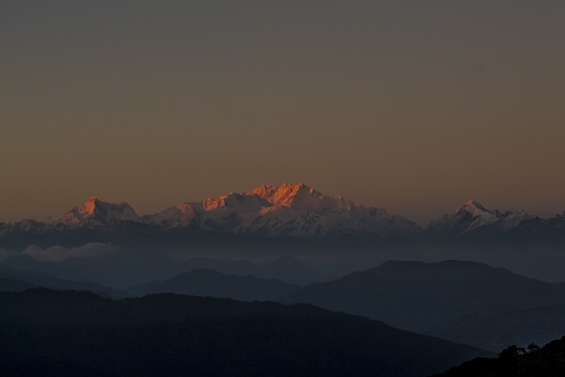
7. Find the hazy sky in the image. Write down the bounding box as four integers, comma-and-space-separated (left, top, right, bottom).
2, 1, 565, 225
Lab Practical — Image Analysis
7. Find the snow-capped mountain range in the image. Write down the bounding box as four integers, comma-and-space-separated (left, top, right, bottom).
1, 183, 564, 239
55, 183, 421, 238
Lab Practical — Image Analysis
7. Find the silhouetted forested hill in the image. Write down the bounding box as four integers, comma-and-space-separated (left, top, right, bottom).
431, 336, 565, 376
421, 304, 565, 352
0, 289, 490, 377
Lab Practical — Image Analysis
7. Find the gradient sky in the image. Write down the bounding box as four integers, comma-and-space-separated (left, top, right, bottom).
2, 1, 565, 226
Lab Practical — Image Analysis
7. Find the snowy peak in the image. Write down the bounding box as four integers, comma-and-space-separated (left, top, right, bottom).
455, 200, 491, 217
452, 200, 500, 230
82, 196, 99, 215
144, 202, 197, 227
58, 197, 141, 228
272, 183, 324, 210
428, 200, 536, 236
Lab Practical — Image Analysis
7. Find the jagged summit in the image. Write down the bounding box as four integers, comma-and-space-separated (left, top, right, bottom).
249, 183, 318, 205
455, 200, 489, 216
249, 183, 321, 210
246, 183, 360, 212
200, 191, 271, 212
248, 184, 278, 199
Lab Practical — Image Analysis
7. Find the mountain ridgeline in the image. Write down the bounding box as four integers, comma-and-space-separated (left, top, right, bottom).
1, 251, 327, 288
126, 269, 300, 301
279, 260, 565, 352
0, 183, 421, 239
2, 183, 564, 242
3, 257, 565, 354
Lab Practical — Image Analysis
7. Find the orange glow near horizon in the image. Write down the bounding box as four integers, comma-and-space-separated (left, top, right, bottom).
1, 3, 565, 225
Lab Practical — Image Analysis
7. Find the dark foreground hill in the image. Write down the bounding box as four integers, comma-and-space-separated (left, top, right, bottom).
0, 289, 489, 377
421, 303, 565, 352
126, 269, 300, 301
432, 336, 565, 377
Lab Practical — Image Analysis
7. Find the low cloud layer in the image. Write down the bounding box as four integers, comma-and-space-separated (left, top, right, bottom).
23, 243, 117, 262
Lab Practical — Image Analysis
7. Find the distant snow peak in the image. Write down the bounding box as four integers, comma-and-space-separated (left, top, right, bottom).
428, 199, 536, 235
58, 197, 141, 228
456, 200, 490, 216
144, 202, 196, 228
